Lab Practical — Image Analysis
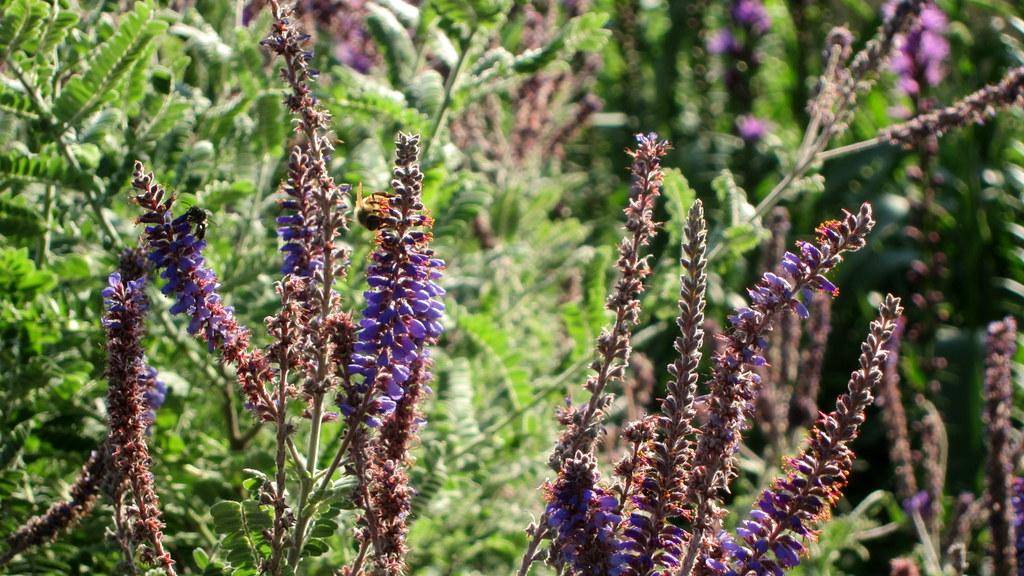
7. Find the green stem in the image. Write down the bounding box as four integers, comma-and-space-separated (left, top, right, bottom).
36, 185, 55, 266
817, 136, 888, 162
421, 27, 477, 162
6, 60, 51, 117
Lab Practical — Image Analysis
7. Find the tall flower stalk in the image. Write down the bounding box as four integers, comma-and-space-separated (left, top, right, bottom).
985, 316, 1018, 576
546, 133, 670, 470
679, 203, 876, 575
711, 295, 902, 576
102, 256, 175, 575
261, 1, 354, 570
612, 200, 707, 575
334, 132, 444, 575
518, 133, 669, 576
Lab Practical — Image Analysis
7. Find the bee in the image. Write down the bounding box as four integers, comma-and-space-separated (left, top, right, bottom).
183, 205, 211, 241
353, 183, 391, 231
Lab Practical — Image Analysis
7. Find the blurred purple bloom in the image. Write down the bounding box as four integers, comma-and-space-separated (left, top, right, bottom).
737, 115, 769, 142
888, 1, 949, 95
708, 30, 737, 55
903, 490, 931, 516
731, 0, 770, 34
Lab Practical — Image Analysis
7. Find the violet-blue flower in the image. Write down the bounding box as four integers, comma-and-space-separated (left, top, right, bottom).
132, 162, 276, 421
544, 451, 621, 575
339, 133, 445, 427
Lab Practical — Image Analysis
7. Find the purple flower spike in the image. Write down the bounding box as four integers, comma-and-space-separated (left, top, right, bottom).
683, 205, 876, 573
338, 132, 445, 428
717, 296, 903, 576
131, 162, 275, 422
545, 451, 621, 574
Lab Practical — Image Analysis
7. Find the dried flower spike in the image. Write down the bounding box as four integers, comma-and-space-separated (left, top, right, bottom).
102, 265, 175, 575
984, 316, 1018, 576
0, 448, 107, 567
883, 67, 1024, 147
546, 133, 670, 470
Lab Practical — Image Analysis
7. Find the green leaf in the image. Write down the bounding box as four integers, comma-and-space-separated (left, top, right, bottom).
431, 0, 506, 33
210, 500, 243, 533
406, 69, 444, 117
0, 152, 85, 190
662, 167, 696, 248
329, 70, 429, 131
139, 95, 191, 143
35, 8, 78, 57
52, 2, 168, 127
0, 195, 44, 238
302, 538, 329, 556
193, 547, 210, 570
366, 2, 417, 86
0, 85, 38, 119
0, 0, 48, 59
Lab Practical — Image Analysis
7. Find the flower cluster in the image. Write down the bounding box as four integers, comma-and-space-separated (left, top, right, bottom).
710, 295, 903, 576
102, 264, 175, 575
545, 451, 622, 574
131, 163, 275, 422
612, 200, 707, 575
984, 316, 1018, 576
887, 0, 949, 96
339, 132, 445, 427
681, 204, 875, 572
277, 146, 323, 279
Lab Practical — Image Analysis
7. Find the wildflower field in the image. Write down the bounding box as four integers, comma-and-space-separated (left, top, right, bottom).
2, 0, 1024, 574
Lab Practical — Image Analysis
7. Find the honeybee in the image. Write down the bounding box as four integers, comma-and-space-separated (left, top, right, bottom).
353, 183, 390, 231
183, 205, 211, 240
